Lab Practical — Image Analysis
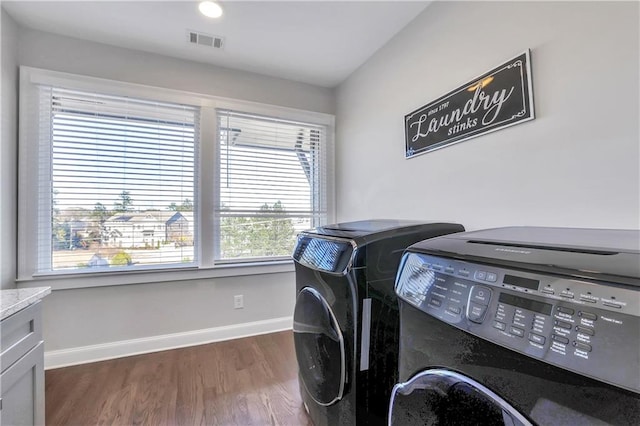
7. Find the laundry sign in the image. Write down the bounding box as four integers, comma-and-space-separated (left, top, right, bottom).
405, 50, 534, 158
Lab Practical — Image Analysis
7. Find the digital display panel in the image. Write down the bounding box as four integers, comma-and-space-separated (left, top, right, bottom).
499, 292, 552, 315
299, 239, 346, 272
503, 274, 539, 291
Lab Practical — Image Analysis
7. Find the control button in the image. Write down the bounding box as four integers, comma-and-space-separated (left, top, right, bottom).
560, 291, 574, 299
467, 302, 488, 323
432, 264, 443, 271
458, 270, 470, 277
486, 272, 497, 282
493, 321, 506, 331
533, 313, 546, 321
421, 263, 431, 269
445, 266, 455, 274
541, 287, 555, 295
447, 306, 461, 315
453, 281, 469, 289
602, 301, 622, 309
475, 271, 487, 280
510, 326, 524, 338
579, 296, 597, 304
470, 286, 492, 305
573, 342, 592, 352
554, 320, 572, 330
576, 326, 595, 336
578, 311, 597, 320
557, 306, 575, 315
529, 333, 546, 345
552, 334, 569, 344
430, 298, 442, 307
512, 310, 528, 328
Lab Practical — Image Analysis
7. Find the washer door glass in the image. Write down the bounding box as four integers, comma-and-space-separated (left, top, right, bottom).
389, 369, 533, 426
293, 287, 345, 406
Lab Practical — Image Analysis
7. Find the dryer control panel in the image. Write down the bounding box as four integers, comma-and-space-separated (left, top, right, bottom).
395, 252, 640, 394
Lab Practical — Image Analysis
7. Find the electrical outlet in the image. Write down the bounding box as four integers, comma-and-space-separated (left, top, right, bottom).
234, 294, 244, 309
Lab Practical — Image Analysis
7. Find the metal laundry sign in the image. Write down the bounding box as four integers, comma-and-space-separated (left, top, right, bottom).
405, 50, 534, 158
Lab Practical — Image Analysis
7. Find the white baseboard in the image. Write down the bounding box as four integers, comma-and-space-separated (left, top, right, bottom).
45, 316, 293, 370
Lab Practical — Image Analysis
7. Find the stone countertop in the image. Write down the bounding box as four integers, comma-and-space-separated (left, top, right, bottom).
1, 287, 51, 321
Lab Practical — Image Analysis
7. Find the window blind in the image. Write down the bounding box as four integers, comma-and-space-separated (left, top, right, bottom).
40, 86, 198, 272
216, 109, 327, 261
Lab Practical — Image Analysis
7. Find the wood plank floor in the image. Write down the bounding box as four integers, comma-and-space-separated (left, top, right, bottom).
45, 331, 312, 425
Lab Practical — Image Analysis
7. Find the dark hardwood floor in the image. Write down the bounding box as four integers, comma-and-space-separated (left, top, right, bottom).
45, 331, 312, 425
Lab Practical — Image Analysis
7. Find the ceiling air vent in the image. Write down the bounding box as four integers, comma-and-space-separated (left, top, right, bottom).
187, 30, 224, 49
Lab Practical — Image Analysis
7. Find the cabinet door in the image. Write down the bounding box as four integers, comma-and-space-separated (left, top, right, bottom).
0, 341, 45, 426
1, 301, 43, 373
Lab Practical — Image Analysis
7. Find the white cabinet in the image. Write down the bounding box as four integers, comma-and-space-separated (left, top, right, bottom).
1, 300, 45, 425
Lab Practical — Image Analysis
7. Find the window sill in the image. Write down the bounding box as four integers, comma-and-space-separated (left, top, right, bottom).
16, 260, 295, 291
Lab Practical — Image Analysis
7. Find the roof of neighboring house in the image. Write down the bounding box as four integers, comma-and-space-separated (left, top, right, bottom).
108, 215, 135, 222
166, 212, 186, 226
106, 211, 191, 224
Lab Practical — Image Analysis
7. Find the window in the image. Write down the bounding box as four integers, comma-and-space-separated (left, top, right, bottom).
216, 110, 327, 262
18, 67, 334, 283
32, 86, 197, 273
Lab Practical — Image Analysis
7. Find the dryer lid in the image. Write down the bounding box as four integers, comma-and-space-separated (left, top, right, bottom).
320, 219, 426, 234
407, 227, 640, 285
300, 220, 465, 246
450, 227, 640, 253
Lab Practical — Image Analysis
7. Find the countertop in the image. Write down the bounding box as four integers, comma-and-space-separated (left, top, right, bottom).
1, 287, 51, 321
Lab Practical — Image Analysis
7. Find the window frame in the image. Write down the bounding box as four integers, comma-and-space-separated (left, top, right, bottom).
17, 67, 335, 289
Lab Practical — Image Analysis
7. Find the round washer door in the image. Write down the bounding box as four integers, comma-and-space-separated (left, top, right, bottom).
293, 286, 346, 406
388, 369, 533, 426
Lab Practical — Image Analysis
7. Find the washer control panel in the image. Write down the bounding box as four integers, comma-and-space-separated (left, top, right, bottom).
395, 252, 640, 394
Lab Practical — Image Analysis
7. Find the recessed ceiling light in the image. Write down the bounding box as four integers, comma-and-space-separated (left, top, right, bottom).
199, 1, 223, 19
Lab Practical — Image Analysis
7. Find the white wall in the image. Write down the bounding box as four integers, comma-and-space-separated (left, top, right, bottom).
336, 1, 640, 231
1, 9, 18, 290
44, 274, 294, 350
10, 26, 335, 363
18, 28, 334, 114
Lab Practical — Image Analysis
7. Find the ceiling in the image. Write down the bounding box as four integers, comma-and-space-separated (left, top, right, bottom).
3, 0, 431, 88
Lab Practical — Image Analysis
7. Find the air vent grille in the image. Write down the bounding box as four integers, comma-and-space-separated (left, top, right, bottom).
187, 30, 224, 49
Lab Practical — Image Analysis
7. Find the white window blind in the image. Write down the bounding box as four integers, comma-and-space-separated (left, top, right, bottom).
19, 68, 334, 284
39, 86, 198, 273
216, 109, 327, 261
